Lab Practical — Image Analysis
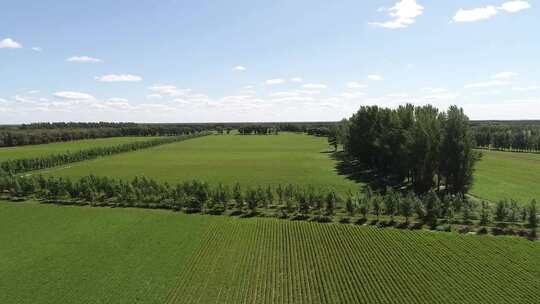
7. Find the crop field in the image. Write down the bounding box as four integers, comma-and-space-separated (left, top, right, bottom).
1, 202, 538, 304
470, 149, 540, 204
38, 133, 360, 194
0, 136, 160, 162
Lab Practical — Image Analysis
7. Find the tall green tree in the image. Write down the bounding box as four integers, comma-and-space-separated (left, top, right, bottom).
440, 106, 477, 194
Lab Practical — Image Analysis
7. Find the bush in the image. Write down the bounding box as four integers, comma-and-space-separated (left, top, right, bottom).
435, 225, 451, 232
355, 218, 367, 225
517, 229, 529, 237
491, 227, 505, 236
339, 217, 351, 224
457, 226, 470, 234
395, 221, 408, 229
377, 220, 394, 228
9, 197, 27, 202
206, 205, 225, 215
369, 219, 379, 226
240, 211, 258, 218
229, 210, 243, 216
503, 228, 516, 236
495, 222, 508, 228
290, 214, 310, 221
310, 215, 332, 223
408, 222, 423, 230
185, 207, 201, 214
476, 227, 488, 235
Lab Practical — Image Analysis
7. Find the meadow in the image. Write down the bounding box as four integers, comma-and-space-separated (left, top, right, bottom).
0, 136, 159, 162
1, 201, 538, 304
38, 133, 360, 194
470, 149, 540, 204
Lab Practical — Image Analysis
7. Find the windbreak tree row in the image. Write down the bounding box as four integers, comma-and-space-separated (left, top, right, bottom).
0, 124, 204, 147
472, 122, 540, 152
345, 104, 478, 194
1, 174, 537, 239
0, 133, 209, 174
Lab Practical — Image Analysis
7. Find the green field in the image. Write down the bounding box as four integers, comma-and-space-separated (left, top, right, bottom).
13, 135, 540, 204
39, 133, 360, 194
471, 149, 540, 204
0, 202, 538, 304
0, 136, 160, 162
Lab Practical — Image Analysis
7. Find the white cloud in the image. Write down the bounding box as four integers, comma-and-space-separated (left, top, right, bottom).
233, 66, 246, 71
453, 6, 498, 22
302, 83, 328, 89
96, 74, 142, 82
265, 79, 286, 85
271, 92, 301, 98
32, 47, 42, 52
346, 82, 368, 89
291, 77, 303, 83
296, 90, 321, 95
53, 91, 95, 101
148, 84, 190, 96
422, 93, 459, 101
146, 94, 163, 99
102, 98, 131, 109
464, 80, 508, 88
272, 96, 315, 103
512, 85, 540, 91
0, 38, 22, 49
453, 1, 530, 23
387, 93, 409, 98
369, 0, 424, 29
492, 71, 519, 79
67, 56, 102, 63
499, 1, 531, 13
422, 87, 447, 93
339, 92, 366, 99
368, 74, 384, 81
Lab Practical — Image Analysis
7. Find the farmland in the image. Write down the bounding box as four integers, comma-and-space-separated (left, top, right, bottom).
1, 201, 538, 304
470, 149, 540, 204
0, 136, 160, 162
37, 133, 360, 194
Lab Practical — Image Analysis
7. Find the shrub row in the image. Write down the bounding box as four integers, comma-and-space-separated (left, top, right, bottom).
0, 173, 537, 240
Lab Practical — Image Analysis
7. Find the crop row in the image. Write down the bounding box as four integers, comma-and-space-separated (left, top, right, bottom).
163, 218, 540, 303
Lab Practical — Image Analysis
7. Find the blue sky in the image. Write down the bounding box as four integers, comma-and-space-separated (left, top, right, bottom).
1, 0, 539, 123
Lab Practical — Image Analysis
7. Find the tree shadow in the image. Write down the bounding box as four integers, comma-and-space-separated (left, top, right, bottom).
328, 151, 405, 193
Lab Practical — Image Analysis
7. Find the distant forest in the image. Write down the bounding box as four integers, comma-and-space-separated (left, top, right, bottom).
1, 120, 540, 152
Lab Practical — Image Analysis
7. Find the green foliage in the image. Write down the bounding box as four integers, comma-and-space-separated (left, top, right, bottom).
480, 201, 491, 226
345, 104, 477, 194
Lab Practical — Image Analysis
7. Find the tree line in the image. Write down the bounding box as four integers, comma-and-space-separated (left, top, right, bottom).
472, 122, 540, 152
238, 125, 279, 135
0, 124, 203, 148
1, 174, 537, 239
0, 133, 208, 175
343, 104, 478, 195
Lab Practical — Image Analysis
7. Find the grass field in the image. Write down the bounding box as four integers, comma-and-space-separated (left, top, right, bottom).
39, 133, 360, 194
0, 136, 160, 162
471, 149, 540, 204
0, 202, 538, 304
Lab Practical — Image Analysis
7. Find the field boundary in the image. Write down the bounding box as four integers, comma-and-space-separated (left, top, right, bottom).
0, 132, 210, 175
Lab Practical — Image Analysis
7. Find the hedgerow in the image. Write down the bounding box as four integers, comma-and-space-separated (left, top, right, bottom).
0, 173, 537, 240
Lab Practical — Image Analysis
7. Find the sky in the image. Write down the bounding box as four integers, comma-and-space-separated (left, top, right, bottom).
1, 0, 539, 123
